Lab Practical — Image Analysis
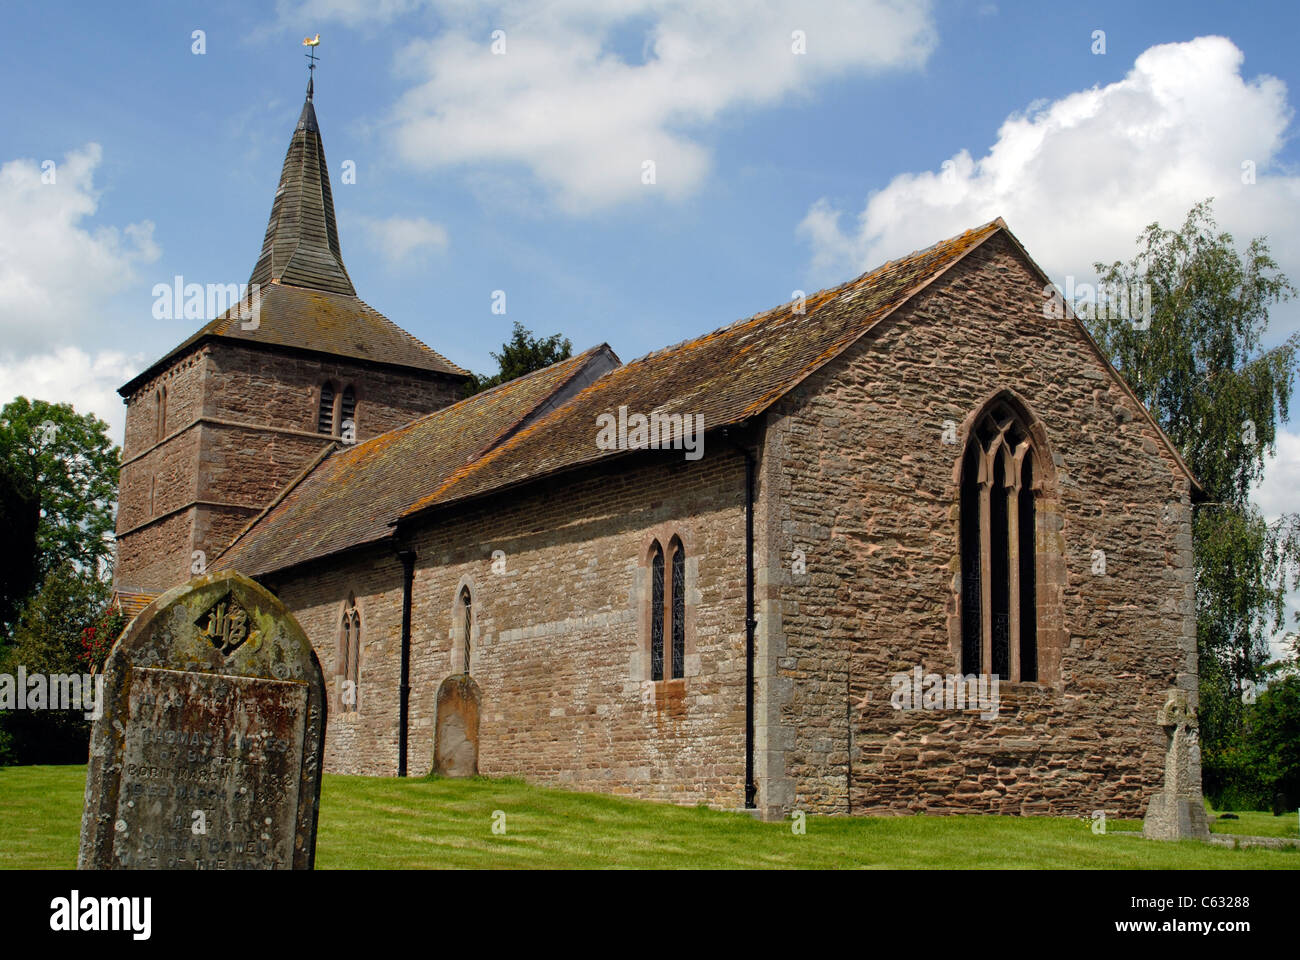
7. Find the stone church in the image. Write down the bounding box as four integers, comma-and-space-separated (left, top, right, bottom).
110, 80, 1202, 821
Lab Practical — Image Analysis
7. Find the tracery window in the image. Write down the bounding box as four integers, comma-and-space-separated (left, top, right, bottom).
648, 537, 685, 682
959, 398, 1038, 682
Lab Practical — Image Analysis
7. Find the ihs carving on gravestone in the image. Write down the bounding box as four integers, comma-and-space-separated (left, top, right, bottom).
78, 571, 326, 869
1141, 687, 1211, 841
197, 593, 256, 657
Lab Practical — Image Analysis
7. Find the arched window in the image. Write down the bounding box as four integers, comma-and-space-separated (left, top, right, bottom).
650, 542, 665, 681
459, 586, 472, 674
959, 397, 1039, 682
647, 537, 685, 682
318, 382, 335, 434
670, 536, 685, 680
340, 385, 356, 439
339, 593, 361, 713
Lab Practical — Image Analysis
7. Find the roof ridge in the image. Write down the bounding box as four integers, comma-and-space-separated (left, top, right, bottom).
396, 220, 1010, 521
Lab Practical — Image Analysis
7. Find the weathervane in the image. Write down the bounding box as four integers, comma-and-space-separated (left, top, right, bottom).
303, 33, 321, 98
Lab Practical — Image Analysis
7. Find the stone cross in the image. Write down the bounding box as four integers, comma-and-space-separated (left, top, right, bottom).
1142, 687, 1210, 840
79, 572, 326, 869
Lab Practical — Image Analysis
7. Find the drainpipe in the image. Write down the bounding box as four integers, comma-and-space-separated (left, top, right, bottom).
395, 542, 417, 777
728, 430, 758, 810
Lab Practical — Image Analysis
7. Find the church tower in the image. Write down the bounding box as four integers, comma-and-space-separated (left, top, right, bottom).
112, 75, 468, 603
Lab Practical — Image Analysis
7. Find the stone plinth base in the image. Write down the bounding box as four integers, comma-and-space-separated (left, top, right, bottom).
1142, 793, 1211, 840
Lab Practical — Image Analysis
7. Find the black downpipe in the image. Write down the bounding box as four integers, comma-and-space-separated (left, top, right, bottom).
396, 544, 416, 777
736, 438, 758, 809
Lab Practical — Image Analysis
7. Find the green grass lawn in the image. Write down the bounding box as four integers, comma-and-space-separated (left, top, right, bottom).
2, 764, 1297, 869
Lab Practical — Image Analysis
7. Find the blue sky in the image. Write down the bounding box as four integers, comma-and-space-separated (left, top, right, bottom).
4, 1, 1300, 584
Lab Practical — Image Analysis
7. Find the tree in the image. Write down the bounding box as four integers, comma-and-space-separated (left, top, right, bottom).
1085, 200, 1299, 805
0, 455, 40, 631
1245, 674, 1300, 813
0, 397, 119, 636
463, 322, 572, 396
0, 565, 110, 764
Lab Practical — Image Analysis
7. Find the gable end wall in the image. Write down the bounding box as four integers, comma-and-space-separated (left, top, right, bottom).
760, 232, 1197, 818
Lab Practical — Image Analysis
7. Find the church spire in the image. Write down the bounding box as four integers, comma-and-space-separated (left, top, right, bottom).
249, 38, 355, 297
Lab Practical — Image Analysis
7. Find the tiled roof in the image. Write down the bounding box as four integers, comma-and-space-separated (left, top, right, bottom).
215, 217, 1203, 578
216, 346, 616, 576
120, 283, 467, 397
112, 590, 157, 620
398, 220, 1009, 520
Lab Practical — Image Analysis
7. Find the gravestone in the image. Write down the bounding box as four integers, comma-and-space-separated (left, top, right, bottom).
79, 571, 326, 869
434, 674, 480, 777
1142, 687, 1211, 840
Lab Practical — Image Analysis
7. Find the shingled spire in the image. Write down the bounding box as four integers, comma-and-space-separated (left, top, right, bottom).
249, 73, 355, 296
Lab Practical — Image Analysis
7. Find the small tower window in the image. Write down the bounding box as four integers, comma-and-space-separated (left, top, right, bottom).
340, 385, 356, 439
318, 382, 335, 434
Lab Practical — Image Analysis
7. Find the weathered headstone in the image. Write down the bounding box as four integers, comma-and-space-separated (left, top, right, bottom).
434, 674, 480, 777
1142, 687, 1211, 840
79, 572, 326, 869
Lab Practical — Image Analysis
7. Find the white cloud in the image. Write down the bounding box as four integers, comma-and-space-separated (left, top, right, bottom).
361, 215, 450, 262
0, 347, 142, 443
0, 143, 159, 440
0, 144, 159, 355
798, 36, 1300, 294
1254, 428, 1300, 524
281, 0, 936, 212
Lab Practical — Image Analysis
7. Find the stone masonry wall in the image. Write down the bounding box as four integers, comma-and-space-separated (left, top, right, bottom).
202, 342, 461, 442
271, 449, 751, 808
114, 339, 462, 594
112, 509, 198, 591
760, 231, 1197, 819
